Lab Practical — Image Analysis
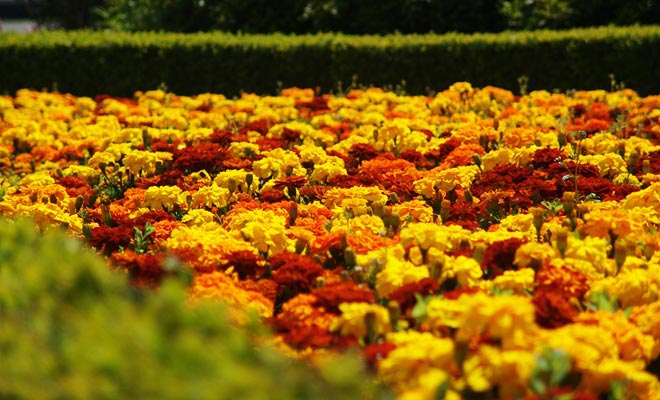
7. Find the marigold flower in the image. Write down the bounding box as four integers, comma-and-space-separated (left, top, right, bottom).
143, 185, 187, 211
191, 183, 231, 209
375, 250, 430, 298
378, 331, 455, 393
463, 345, 535, 397
330, 302, 391, 340
189, 270, 273, 318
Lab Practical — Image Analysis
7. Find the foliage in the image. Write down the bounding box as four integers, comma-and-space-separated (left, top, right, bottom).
26, 0, 660, 34
0, 219, 388, 399
1, 26, 660, 96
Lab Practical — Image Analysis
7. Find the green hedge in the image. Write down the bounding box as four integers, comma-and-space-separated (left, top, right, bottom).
0, 219, 389, 399
1, 26, 659, 96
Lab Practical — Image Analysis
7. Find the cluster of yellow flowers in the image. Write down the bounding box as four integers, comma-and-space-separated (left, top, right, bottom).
2, 83, 660, 399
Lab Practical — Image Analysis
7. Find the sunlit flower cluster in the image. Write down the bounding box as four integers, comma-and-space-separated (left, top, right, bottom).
2, 83, 660, 398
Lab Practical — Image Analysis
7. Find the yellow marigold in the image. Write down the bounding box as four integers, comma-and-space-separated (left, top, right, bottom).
86, 150, 119, 168
227, 141, 260, 158
279, 293, 336, 330
164, 225, 255, 271
537, 324, 619, 371
425, 296, 467, 329
143, 185, 187, 211
460, 293, 537, 349
392, 200, 434, 223
122, 150, 173, 176
184, 127, 215, 144
375, 250, 430, 298
431, 165, 480, 194
374, 120, 411, 152
623, 182, 660, 213
225, 209, 289, 256
587, 265, 660, 308
189, 270, 273, 318
580, 154, 627, 177
463, 345, 535, 398
398, 130, 429, 153
323, 186, 388, 209
441, 255, 483, 288
297, 143, 330, 164
330, 213, 386, 236
379, 331, 455, 393
398, 369, 461, 400
580, 359, 659, 398
310, 160, 347, 183
413, 176, 437, 199
338, 197, 370, 216
497, 212, 535, 236
553, 235, 612, 277
400, 222, 471, 254
181, 208, 217, 227
573, 311, 654, 363
330, 302, 390, 339
191, 183, 232, 209
630, 300, 660, 359
480, 268, 536, 294
502, 127, 535, 148
481, 148, 514, 171
18, 171, 55, 187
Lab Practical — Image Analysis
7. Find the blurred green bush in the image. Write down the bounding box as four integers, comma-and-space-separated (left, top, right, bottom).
26, 0, 660, 33
0, 219, 389, 399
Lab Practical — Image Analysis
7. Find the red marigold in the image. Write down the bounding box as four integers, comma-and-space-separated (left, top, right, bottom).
222, 250, 265, 279
236, 278, 278, 303
312, 281, 376, 313
89, 225, 133, 254
532, 148, 565, 169
388, 277, 439, 313
260, 188, 288, 203
56, 176, 94, 199
481, 237, 526, 279
111, 249, 166, 287
135, 169, 184, 189
532, 288, 579, 328
173, 142, 228, 172
348, 143, 379, 165
399, 150, 432, 170
424, 138, 462, 167
363, 342, 397, 371
272, 175, 308, 192
271, 253, 325, 293
535, 265, 590, 300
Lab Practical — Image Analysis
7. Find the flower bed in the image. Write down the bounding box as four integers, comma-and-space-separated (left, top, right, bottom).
1, 83, 660, 398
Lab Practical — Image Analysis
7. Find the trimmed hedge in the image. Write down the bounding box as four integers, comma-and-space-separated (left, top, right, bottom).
1, 26, 659, 96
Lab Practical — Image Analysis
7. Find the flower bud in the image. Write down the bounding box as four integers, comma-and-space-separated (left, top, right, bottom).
614, 239, 627, 273
387, 300, 401, 330
75, 195, 84, 212
440, 199, 451, 223
294, 238, 306, 255
364, 311, 378, 344
562, 192, 575, 215
643, 159, 651, 175
473, 243, 487, 265
344, 247, 357, 270
288, 202, 298, 226
644, 245, 655, 261
556, 227, 569, 258
530, 207, 545, 241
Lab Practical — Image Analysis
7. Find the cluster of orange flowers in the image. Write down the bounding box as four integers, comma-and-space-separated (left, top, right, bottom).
2, 83, 660, 398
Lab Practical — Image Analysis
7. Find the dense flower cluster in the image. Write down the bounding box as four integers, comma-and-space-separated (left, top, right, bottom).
2, 83, 660, 398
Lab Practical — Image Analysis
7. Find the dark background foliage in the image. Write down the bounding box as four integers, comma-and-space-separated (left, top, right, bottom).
13, 0, 660, 33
